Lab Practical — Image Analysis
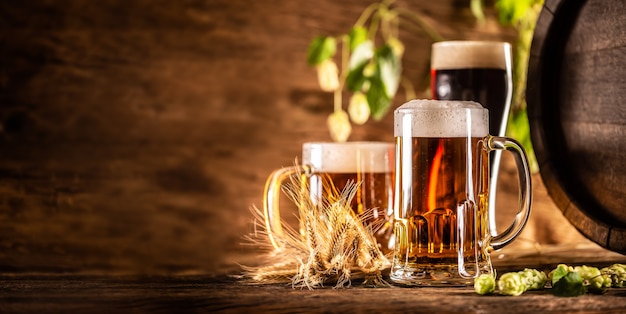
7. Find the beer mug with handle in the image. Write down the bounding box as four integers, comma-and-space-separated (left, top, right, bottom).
263, 142, 395, 254
390, 100, 531, 286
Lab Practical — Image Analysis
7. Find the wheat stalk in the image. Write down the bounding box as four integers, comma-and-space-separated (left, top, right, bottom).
242, 167, 390, 289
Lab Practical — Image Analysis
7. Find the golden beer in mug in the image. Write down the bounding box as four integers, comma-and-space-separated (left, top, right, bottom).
390, 100, 532, 286
264, 142, 395, 254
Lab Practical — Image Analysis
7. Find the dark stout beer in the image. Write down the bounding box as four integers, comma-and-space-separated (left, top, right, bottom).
431, 68, 508, 137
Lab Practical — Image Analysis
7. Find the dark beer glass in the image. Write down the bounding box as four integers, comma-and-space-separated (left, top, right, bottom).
431, 41, 512, 137
431, 41, 513, 234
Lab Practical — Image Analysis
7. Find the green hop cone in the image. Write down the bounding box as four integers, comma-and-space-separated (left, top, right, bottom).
474, 274, 496, 295
327, 110, 352, 142
518, 268, 548, 290
601, 263, 626, 288
574, 265, 611, 294
498, 272, 526, 296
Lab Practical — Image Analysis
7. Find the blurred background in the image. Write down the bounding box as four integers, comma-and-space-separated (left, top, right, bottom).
0, 0, 592, 276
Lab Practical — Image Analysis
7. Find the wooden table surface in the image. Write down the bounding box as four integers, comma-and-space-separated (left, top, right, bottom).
2, 272, 626, 314
3, 245, 626, 314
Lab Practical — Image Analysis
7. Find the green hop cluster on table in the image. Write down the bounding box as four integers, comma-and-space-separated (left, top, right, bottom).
474, 268, 548, 296
601, 263, 626, 288
519, 268, 549, 291
548, 264, 588, 297
549, 264, 618, 296
574, 265, 612, 293
474, 263, 626, 297
474, 273, 496, 295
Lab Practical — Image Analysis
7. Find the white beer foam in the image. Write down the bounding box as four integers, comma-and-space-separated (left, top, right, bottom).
394, 99, 489, 137
302, 142, 393, 173
431, 41, 511, 70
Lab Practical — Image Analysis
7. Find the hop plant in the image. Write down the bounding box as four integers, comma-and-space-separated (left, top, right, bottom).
574, 265, 611, 294
474, 274, 496, 295
518, 268, 548, 290
601, 263, 626, 288
498, 272, 526, 296
306, 0, 444, 142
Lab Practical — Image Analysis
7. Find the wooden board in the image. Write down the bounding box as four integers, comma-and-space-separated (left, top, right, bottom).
1, 274, 626, 313
527, 0, 626, 253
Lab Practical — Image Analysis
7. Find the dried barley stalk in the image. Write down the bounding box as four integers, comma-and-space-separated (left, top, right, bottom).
243, 167, 390, 289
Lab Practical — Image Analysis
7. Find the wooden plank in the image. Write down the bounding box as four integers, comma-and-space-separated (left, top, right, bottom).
0, 275, 625, 313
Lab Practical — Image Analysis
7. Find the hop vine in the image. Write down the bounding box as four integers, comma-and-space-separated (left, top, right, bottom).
307, 0, 442, 142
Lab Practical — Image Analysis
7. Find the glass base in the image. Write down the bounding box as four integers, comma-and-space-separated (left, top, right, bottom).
389, 263, 490, 287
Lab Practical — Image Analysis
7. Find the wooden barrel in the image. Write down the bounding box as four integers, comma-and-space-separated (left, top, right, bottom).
527, 0, 626, 253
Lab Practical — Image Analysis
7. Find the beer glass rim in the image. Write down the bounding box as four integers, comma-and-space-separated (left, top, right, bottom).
302, 141, 393, 173
431, 40, 512, 71
395, 99, 487, 113
432, 40, 511, 49
302, 141, 393, 149
394, 100, 489, 137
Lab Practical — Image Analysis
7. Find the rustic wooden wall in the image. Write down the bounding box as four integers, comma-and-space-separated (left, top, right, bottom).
0, 0, 590, 275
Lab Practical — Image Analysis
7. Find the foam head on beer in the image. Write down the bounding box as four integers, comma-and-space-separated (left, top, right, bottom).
431, 41, 511, 70
302, 142, 392, 173
394, 99, 489, 138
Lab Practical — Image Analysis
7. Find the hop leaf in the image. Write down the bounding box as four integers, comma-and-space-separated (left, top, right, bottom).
495, 0, 537, 25
474, 274, 496, 295
518, 268, 547, 290
376, 44, 401, 99
552, 271, 586, 297
327, 110, 352, 142
348, 26, 368, 52
498, 272, 526, 296
345, 41, 375, 92
549, 264, 572, 285
307, 36, 336, 66
348, 40, 374, 69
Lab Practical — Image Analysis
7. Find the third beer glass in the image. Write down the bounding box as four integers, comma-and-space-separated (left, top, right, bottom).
431, 41, 512, 137
431, 40, 514, 234
389, 100, 531, 286
264, 142, 395, 254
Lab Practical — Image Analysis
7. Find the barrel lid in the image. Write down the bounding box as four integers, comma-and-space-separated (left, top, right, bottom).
527, 0, 626, 253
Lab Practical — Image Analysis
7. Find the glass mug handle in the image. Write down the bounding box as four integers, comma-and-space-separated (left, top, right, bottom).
263, 165, 309, 250
457, 135, 532, 278
485, 135, 533, 250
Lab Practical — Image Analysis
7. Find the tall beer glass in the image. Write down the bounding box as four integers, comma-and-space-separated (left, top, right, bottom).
263, 142, 395, 254
390, 100, 531, 286
431, 41, 513, 234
